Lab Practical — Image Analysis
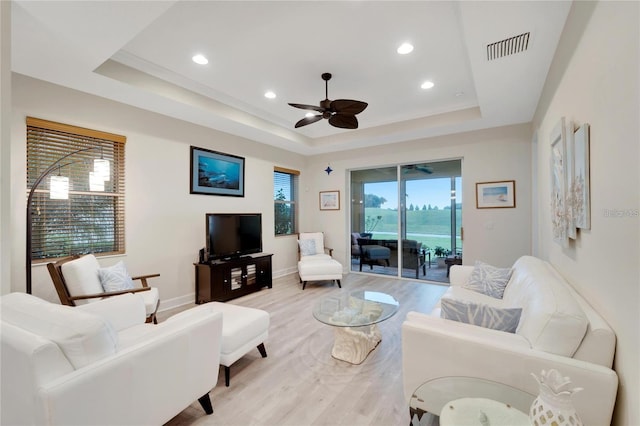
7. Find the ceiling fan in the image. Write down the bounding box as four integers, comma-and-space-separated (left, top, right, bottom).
288, 73, 368, 129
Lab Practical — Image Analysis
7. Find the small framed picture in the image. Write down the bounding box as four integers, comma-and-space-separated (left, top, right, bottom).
476, 180, 516, 209
319, 190, 340, 210
190, 146, 245, 197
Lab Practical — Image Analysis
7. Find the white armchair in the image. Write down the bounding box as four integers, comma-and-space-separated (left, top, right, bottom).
47, 254, 161, 323
1, 292, 222, 426
297, 232, 342, 290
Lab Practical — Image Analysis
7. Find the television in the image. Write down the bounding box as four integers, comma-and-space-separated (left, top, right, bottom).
205, 213, 262, 261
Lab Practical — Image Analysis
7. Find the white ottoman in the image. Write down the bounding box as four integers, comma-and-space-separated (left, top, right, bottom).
209, 302, 269, 386
297, 258, 343, 290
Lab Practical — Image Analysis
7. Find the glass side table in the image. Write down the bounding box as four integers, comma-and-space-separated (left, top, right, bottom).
409, 376, 535, 425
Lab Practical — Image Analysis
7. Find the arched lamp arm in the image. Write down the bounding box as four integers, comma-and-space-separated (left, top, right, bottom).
26, 146, 101, 294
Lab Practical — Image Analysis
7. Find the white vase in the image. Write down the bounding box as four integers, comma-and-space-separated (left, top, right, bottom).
529, 369, 583, 426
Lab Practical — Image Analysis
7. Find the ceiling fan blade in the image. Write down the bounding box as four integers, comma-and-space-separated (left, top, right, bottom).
331, 99, 368, 115
288, 103, 325, 113
329, 114, 358, 129
294, 115, 323, 128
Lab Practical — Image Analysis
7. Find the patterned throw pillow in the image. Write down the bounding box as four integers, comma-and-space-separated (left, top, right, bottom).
440, 298, 522, 333
464, 260, 513, 299
98, 261, 135, 292
298, 239, 317, 256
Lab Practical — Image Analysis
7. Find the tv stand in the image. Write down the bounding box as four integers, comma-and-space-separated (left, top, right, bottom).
195, 253, 272, 303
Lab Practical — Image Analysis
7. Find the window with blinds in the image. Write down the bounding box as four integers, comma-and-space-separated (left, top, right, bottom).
274, 167, 299, 236
26, 117, 126, 261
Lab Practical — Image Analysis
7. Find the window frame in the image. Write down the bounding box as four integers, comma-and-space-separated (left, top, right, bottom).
26, 117, 126, 262
273, 167, 299, 236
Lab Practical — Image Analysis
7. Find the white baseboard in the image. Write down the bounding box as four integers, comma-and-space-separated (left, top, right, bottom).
158, 267, 298, 313
157, 292, 194, 313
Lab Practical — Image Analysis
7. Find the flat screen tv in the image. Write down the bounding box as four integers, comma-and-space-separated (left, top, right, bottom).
205, 213, 262, 261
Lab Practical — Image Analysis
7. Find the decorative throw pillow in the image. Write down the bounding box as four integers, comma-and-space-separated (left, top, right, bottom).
298, 239, 317, 256
440, 298, 522, 333
464, 260, 513, 299
98, 261, 135, 292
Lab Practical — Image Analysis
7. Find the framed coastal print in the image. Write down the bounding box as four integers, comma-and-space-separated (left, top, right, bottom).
550, 118, 568, 246
190, 146, 245, 197
476, 180, 516, 208
572, 123, 591, 229
319, 190, 340, 210
565, 119, 577, 239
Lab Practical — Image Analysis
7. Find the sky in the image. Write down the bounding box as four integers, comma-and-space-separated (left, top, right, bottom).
365, 177, 462, 210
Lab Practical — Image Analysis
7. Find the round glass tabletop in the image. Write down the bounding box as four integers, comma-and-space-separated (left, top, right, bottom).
312, 290, 399, 327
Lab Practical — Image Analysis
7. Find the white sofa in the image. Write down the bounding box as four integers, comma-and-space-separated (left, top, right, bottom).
1, 292, 223, 426
402, 256, 618, 426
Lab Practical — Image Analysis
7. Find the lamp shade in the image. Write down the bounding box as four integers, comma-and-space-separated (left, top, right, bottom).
89, 172, 105, 191
93, 158, 110, 181
49, 175, 69, 199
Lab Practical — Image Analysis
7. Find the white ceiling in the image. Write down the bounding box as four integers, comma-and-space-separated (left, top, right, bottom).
11, 1, 572, 155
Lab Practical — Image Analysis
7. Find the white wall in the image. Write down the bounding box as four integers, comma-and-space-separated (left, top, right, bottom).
10, 74, 305, 308
303, 124, 533, 270
0, 1, 12, 295
532, 2, 639, 425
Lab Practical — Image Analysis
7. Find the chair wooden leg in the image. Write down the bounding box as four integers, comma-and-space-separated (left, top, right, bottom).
302, 281, 307, 290
198, 393, 213, 414
257, 343, 267, 358
336, 279, 341, 288
146, 299, 160, 324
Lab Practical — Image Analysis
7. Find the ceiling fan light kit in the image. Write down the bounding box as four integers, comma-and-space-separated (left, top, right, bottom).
289, 73, 368, 129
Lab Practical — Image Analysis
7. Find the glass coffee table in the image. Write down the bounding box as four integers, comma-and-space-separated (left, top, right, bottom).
409, 377, 535, 426
312, 290, 399, 364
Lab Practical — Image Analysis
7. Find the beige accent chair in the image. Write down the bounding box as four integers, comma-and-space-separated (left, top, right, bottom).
47, 254, 160, 323
297, 232, 342, 290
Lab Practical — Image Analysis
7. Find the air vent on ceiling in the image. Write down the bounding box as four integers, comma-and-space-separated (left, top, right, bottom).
486, 32, 530, 61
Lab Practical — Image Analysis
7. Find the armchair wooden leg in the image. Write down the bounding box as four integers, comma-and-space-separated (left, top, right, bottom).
145, 300, 160, 324
336, 279, 341, 288
198, 393, 213, 414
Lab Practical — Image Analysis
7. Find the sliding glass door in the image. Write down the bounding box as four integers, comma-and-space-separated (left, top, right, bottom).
350, 160, 461, 283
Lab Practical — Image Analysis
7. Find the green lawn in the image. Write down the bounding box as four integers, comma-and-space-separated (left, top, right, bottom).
364, 207, 462, 253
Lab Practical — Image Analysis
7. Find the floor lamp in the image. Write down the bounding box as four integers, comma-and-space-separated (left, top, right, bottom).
26, 147, 110, 294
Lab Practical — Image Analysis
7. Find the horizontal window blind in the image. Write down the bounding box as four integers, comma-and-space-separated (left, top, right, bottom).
274, 167, 299, 236
26, 117, 126, 261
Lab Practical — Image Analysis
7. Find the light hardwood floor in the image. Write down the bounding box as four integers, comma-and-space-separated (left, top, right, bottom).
162, 273, 448, 426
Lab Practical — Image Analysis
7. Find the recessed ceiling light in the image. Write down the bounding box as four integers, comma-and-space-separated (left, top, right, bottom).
421, 81, 435, 90
397, 42, 414, 55
192, 54, 208, 65
264, 91, 276, 99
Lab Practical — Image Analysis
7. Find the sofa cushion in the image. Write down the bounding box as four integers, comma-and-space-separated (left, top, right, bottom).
503, 256, 588, 357
435, 286, 506, 311
77, 293, 146, 331
60, 254, 104, 304
464, 261, 513, 299
98, 261, 135, 292
0, 293, 118, 369
440, 298, 522, 333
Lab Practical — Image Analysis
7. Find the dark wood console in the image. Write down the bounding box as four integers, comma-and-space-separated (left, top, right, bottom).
195, 253, 273, 304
